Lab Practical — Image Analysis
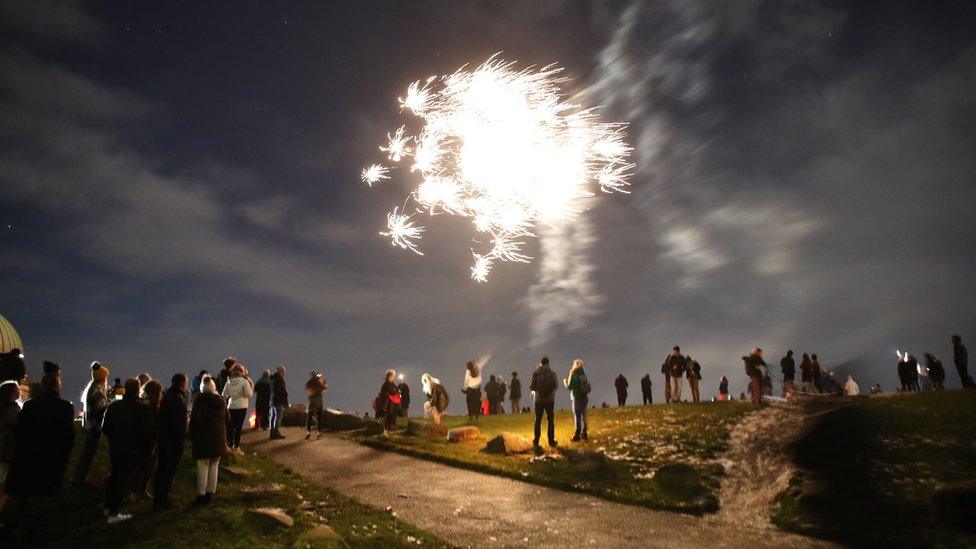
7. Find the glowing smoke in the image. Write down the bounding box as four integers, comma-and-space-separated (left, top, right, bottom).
362, 54, 634, 282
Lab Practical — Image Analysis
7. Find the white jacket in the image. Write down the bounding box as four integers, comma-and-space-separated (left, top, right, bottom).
222, 376, 254, 409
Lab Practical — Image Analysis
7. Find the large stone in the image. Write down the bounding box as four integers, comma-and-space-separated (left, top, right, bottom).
362, 419, 384, 435
426, 423, 448, 437
282, 404, 309, 427
653, 463, 706, 497
932, 480, 976, 533
485, 432, 534, 455
405, 420, 427, 436
248, 507, 294, 527
293, 524, 348, 548
559, 448, 608, 470
321, 409, 365, 431
447, 425, 482, 443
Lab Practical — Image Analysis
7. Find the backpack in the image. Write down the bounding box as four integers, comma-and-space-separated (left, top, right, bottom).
579, 373, 592, 395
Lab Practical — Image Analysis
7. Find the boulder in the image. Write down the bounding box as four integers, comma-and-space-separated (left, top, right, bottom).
447, 425, 482, 443
485, 432, 534, 455
405, 420, 427, 436
426, 423, 448, 437
932, 480, 976, 533
293, 524, 348, 548
248, 507, 294, 527
362, 419, 384, 436
321, 409, 365, 431
559, 448, 607, 470
653, 463, 706, 497
281, 404, 308, 427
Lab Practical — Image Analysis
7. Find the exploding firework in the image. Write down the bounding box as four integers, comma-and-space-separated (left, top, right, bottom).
363, 54, 633, 282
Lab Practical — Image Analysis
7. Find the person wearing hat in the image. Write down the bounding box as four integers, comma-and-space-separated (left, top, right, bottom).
73, 361, 111, 487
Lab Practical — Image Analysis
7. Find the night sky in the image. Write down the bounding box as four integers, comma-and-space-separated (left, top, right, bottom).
2, 1, 974, 413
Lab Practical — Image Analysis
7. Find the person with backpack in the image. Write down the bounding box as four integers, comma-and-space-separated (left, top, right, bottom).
530, 357, 558, 450
686, 356, 702, 403
422, 372, 449, 425
564, 359, 590, 442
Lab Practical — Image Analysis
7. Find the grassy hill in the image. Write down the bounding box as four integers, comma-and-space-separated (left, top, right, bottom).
12, 425, 448, 548
772, 390, 976, 547
351, 401, 755, 514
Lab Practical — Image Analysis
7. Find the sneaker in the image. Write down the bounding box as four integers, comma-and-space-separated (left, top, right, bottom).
107, 513, 132, 524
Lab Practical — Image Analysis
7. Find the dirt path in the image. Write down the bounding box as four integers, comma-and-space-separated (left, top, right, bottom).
245, 427, 830, 548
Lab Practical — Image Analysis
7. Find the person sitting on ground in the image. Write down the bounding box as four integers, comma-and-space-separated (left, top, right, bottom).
485, 375, 501, 415
398, 377, 411, 417
305, 371, 327, 439
742, 347, 766, 405
253, 369, 272, 430
530, 356, 558, 450
509, 372, 521, 414
719, 376, 729, 401
378, 370, 401, 435
640, 374, 652, 405
800, 353, 814, 393
3, 373, 74, 534
564, 359, 590, 442
222, 363, 253, 453
925, 353, 946, 391
74, 361, 111, 488
422, 372, 449, 425
154, 374, 188, 510
101, 377, 154, 524
0, 381, 21, 514
780, 350, 796, 397
462, 359, 484, 421
614, 373, 629, 406
687, 356, 702, 402
843, 375, 860, 396
269, 365, 288, 440
189, 376, 228, 505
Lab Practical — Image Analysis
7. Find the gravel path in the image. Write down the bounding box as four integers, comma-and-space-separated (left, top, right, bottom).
244, 427, 831, 548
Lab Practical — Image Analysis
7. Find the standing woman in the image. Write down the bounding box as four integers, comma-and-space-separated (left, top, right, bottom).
422, 372, 449, 425
462, 360, 484, 421
190, 376, 228, 505
378, 370, 401, 435
564, 359, 589, 442
222, 363, 253, 455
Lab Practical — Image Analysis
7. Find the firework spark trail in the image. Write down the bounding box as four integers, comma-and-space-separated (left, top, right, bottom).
363, 54, 634, 282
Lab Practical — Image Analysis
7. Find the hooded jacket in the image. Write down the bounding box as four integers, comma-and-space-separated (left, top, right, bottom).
222, 375, 253, 410
190, 392, 229, 459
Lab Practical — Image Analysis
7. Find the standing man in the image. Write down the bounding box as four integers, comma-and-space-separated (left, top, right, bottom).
397, 377, 410, 416
154, 374, 188, 510
661, 359, 672, 403
253, 370, 272, 430
640, 374, 653, 405
742, 347, 767, 404
74, 361, 111, 487
217, 356, 235, 394
530, 357, 558, 450
3, 372, 74, 534
952, 335, 974, 388
686, 356, 702, 403
305, 372, 328, 439
666, 347, 686, 403
780, 350, 796, 397
484, 375, 501, 415
270, 365, 288, 440
497, 379, 507, 413
614, 373, 629, 406
101, 378, 154, 524
509, 372, 521, 413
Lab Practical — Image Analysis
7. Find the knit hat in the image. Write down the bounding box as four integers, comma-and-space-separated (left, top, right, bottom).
43, 360, 61, 375
91, 361, 110, 382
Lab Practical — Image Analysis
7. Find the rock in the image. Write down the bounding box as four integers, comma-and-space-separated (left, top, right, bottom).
248, 507, 294, 527
559, 448, 607, 469
221, 465, 252, 477
446, 425, 482, 443
485, 432, 534, 455
405, 420, 427, 436
321, 409, 365, 431
240, 482, 284, 494
653, 463, 706, 497
293, 524, 348, 548
362, 419, 384, 435
426, 423, 448, 437
932, 480, 976, 533
281, 404, 309, 427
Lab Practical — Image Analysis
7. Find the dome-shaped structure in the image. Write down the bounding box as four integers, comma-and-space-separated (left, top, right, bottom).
0, 314, 23, 354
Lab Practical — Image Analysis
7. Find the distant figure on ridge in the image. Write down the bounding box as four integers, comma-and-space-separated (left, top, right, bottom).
906, 354, 921, 392
509, 372, 521, 414
485, 375, 501, 415
687, 356, 702, 402
398, 377, 411, 416
780, 350, 795, 397
378, 369, 402, 434
742, 347, 766, 404
951, 335, 974, 388
269, 365, 288, 440
253, 369, 272, 430
564, 359, 590, 442
924, 353, 946, 391
305, 371, 327, 439
800, 353, 814, 393
844, 375, 860, 396
530, 357, 558, 450
640, 374, 652, 405
719, 376, 729, 401
422, 372, 449, 425
614, 373, 628, 406
462, 358, 485, 421
811, 354, 823, 393
661, 359, 671, 403
665, 347, 685, 403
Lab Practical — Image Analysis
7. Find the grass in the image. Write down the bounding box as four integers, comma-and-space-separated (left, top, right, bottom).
347, 402, 755, 514
15, 425, 449, 548
771, 390, 976, 547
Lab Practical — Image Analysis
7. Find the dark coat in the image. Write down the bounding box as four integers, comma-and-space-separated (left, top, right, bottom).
190, 392, 228, 460
484, 379, 501, 403
509, 377, 521, 400
666, 354, 686, 378
428, 382, 449, 413
614, 374, 629, 396
254, 376, 272, 409
780, 356, 796, 380
157, 387, 188, 452
954, 343, 968, 371
0, 351, 26, 384
398, 382, 410, 410
102, 394, 155, 460
271, 372, 288, 407
4, 390, 74, 496
530, 366, 558, 404
640, 375, 652, 394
